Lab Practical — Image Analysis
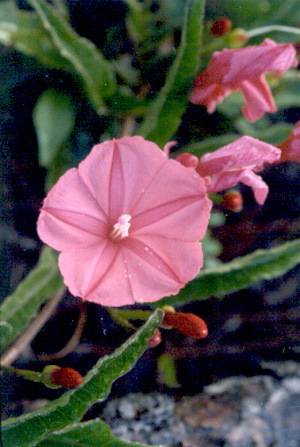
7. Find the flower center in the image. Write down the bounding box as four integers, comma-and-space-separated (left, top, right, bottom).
109, 214, 132, 242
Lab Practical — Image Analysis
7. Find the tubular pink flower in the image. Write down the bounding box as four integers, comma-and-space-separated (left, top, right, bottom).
195, 136, 281, 204
277, 121, 300, 162
190, 39, 297, 122
37, 137, 212, 307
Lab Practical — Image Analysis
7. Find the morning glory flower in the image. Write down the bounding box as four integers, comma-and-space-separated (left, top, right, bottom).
37, 137, 212, 306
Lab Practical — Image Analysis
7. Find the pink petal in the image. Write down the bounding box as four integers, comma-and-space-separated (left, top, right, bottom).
197, 136, 281, 177
37, 169, 108, 251
190, 78, 232, 113
58, 242, 137, 306
121, 237, 203, 303
132, 194, 210, 242
208, 169, 269, 204
223, 39, 297, 83
240, 78, 276, 122
190, 39, 297, 121
131, 157, 208, 217
78, 137, 168, 223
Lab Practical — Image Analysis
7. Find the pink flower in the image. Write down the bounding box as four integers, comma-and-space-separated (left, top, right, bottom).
37, 137, 212, 307
277, 121, 300, 162
190, 39, 297, 122
176, 137, 281, 204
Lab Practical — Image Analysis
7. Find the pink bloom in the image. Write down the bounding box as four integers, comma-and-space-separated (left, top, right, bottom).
190, 39, 297, 122
177, 137, 281, 204
277, 121, 300, 162
37, 137, 211, 307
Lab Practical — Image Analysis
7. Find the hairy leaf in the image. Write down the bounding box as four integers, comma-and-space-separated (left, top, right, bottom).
36, 418, 160, 447
2, 309, 163, 447
156, 239, 300, 307
0, 247, 63, 352
136, 0, 206, 147
27, 0, 116, 114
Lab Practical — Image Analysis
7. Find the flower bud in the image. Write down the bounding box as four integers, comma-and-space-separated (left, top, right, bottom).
226, 28, 249, 48
223, 189, 243, 212
147, 329, 162, 348
210, 17, 232, 37
162, 311, 208, 339
176, 153, 199, 169
41, 365, 63, 389
42, 366, 82, 389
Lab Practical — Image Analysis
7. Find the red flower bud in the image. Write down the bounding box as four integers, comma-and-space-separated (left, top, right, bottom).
162, 312, 208, 339
210, 17, 232, 37
51, 367, 82, 388
147, 329, 162, 348
176, 153, 199, 169
223, 189, 243, 212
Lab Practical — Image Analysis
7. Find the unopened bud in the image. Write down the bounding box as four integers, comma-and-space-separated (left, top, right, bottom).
148, 329, 162, 348
223, 189, 243, 212
210, 17, 232, 37
43, 366, 82, 389
162, 312, 208, 339
176, 153, 199, 169
226, 28, 249, 48
41, 365, 63, 389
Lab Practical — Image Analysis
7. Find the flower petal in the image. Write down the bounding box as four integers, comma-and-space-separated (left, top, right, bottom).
190, 39, 297, 122
132, 194, 211, 242
240, 78, 276, 122
120, 237, 203, 303
58, 242, 137, 306
78, 137, 168, 223
198, 136, 281, 177
37, 169, 108, 251
223, 38, 297, 83
208, 169, 269, 204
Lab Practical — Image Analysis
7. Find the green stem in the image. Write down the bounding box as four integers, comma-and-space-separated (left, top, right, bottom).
2, 365, 42, 383
247, 25, 300, 38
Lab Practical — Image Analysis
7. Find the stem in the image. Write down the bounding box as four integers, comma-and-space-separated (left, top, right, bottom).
1, 365, 42, 383
0, 286, 66, 367
110, 308, 153, 321
37, 301, 88, 361
247, 25, 300, 38
120, 116, 136, 137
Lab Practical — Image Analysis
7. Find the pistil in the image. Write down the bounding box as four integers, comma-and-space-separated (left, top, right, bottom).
109, 214, 132, 241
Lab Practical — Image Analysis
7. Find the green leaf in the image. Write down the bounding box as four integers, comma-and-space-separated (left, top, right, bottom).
33, 89, 76, 168
36, 418, 159, 447
136, 0, 206, 147
2, 309, 163, 447
27, 0, 116, 114
156, 238, 300, 307
0, 1, 71, 71
0, 247, 63, 352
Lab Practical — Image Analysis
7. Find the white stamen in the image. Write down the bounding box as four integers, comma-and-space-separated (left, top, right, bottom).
109, 214, 132, 241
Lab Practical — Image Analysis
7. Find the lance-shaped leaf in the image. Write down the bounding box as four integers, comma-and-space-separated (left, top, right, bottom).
2, 309, 163, 447
136, 0, 205, 147
27, 0, 116, 114
156, 238, 300, 307
0, 247, 63, 353
36, 418, 160, 447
